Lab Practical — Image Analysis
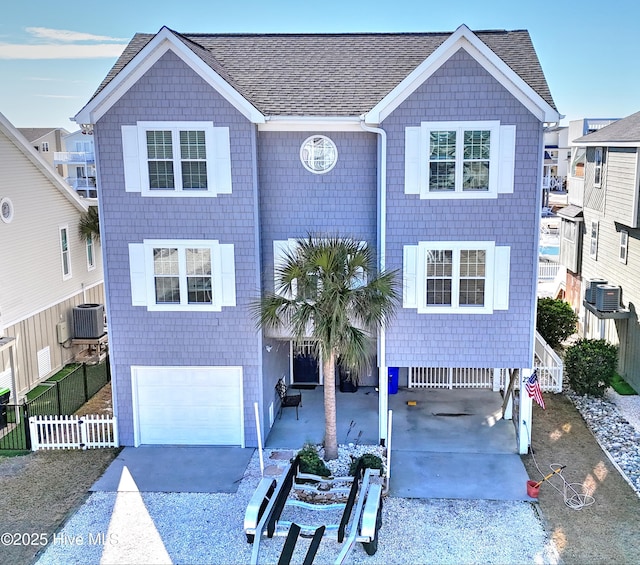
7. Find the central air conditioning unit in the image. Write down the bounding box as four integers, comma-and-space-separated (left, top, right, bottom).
72, 304, 104, 339
585, 278, 608, 303
595, 285, 621, 312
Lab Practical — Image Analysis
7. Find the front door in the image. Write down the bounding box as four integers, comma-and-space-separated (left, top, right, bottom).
291, 341, 320, 385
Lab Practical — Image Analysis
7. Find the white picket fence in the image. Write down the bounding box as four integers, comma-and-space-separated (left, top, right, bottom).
29, 414, 118, 451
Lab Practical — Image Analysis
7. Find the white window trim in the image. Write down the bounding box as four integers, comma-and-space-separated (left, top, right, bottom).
41, 142, 49, 152
403, 241, 510, 314
405, 120, 515, 199
128, 239, 236, 312
86, 238, 96, 271
300, 135, 338, 174
594, 147, 603, 188
589, 221, 599, 260
620, 230, 628, 264
122, 121, 232, 197
60, 225, 72, 281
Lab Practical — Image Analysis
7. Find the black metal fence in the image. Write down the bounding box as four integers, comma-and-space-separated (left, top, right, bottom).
0, 357, 110, 451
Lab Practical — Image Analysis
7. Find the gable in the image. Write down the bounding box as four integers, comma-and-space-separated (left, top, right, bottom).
366, 26, 558, 123
77, 26, 558, 124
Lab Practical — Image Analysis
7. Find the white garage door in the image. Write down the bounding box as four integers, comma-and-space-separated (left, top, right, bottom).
132, 366, 243, 446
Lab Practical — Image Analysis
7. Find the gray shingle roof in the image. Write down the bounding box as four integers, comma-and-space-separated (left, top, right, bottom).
17, 128, 60, 142
575, 111, 640, 144
93, 29, 556, 117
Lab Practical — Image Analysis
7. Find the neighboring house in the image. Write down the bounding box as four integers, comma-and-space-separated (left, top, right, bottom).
17, 127, 69, 177
74, 25, 559, 450
542, 125, 569, 192
0, 112, 105, 401
559, 111, 640, 393
53, 129, 98, 199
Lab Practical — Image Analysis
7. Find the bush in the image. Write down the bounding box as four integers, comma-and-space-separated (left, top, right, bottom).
564, 339, 618, 396
536, 298, 578, 349
296, 444, 331, 477
349, 453, 384, 476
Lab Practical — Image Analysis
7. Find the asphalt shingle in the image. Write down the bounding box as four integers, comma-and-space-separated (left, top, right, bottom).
91, 28, 557, 117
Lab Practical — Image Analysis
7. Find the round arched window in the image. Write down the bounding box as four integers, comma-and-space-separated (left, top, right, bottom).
300, 135, 338, 174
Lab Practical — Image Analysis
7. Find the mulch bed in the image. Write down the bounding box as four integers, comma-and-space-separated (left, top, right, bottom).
521, 392, 640, 564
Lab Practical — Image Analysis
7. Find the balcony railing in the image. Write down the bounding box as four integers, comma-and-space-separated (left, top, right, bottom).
66, 177, 96, 190
53, 151, 95, 165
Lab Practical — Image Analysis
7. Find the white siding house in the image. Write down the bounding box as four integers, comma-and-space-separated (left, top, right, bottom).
0, 112, 105, 400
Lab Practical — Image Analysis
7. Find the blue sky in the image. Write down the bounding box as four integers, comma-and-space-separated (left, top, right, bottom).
1, 0, 638, 129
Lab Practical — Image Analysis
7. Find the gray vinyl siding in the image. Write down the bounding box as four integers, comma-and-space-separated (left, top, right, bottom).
604, 148, 639, 227
383, 48, 542, 370
95, 50, 262, 446
581, 160, 640, 390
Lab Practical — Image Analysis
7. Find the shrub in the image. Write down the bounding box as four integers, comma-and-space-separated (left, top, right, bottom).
296, 443, 331, 477
349, 453, 384, 476
536, 298, 578, 349
564, 339, 618, 397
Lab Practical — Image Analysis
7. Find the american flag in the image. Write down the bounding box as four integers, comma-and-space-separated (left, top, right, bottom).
525, 370, 545, 409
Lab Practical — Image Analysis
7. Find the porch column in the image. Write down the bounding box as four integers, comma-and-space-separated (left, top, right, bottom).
378, 365, 388, 444
518, 368, 533, 455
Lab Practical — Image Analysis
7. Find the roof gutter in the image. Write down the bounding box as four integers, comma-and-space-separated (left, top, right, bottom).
360, 117, 389, 444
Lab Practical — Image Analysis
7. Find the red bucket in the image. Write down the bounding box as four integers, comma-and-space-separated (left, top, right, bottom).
527, 480, 540, 498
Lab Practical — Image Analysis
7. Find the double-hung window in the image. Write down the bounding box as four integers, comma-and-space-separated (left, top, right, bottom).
405, 121, 516, 198
121, 122, 232, 197
60, 226, 72, 280
404, 241, 510, 314
128, 240, 236, 312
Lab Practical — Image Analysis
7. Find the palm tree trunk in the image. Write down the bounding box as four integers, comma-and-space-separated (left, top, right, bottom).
323, 351, 338, 460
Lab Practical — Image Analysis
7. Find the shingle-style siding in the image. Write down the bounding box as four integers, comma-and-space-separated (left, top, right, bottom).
383, 49, 542, 369
257, 131, 378, 289
583, 147, 606, 212
95, 50, 262, 446
256, 130, 378, 398
603, 148, 638, 227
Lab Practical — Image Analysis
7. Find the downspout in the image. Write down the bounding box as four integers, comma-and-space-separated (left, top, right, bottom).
360, 118, 388, 445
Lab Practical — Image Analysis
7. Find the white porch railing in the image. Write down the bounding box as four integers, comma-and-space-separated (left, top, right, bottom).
408, 332, 563, 393
533, 330, 564, 392
29, 414, 118, 451
409, 367, 494, 389
538, 261, 562, 280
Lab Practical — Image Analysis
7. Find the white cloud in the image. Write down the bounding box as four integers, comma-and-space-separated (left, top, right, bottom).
0, 43, 126, 60
26, 27, 128, 43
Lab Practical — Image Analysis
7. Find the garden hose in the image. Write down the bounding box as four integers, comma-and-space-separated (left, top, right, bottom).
525, 422, 595, 510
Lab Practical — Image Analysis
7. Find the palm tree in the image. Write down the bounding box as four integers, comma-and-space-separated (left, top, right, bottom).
253, 235, 399, 460
78, 206, 100, 242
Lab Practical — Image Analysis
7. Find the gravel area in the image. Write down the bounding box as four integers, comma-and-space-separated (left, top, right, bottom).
565, 387, 640, 495
35, 446, 559, 565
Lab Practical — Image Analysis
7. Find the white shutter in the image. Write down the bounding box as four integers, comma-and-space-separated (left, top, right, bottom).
493, 246, 510, 310
219, 244, 236, 307
212, 127, 232, 194
497, 125, 516, 194
404, 127, 421, 195
128, 243, 147, 306
122, 126, 142, 193
403, 245, 418, 308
